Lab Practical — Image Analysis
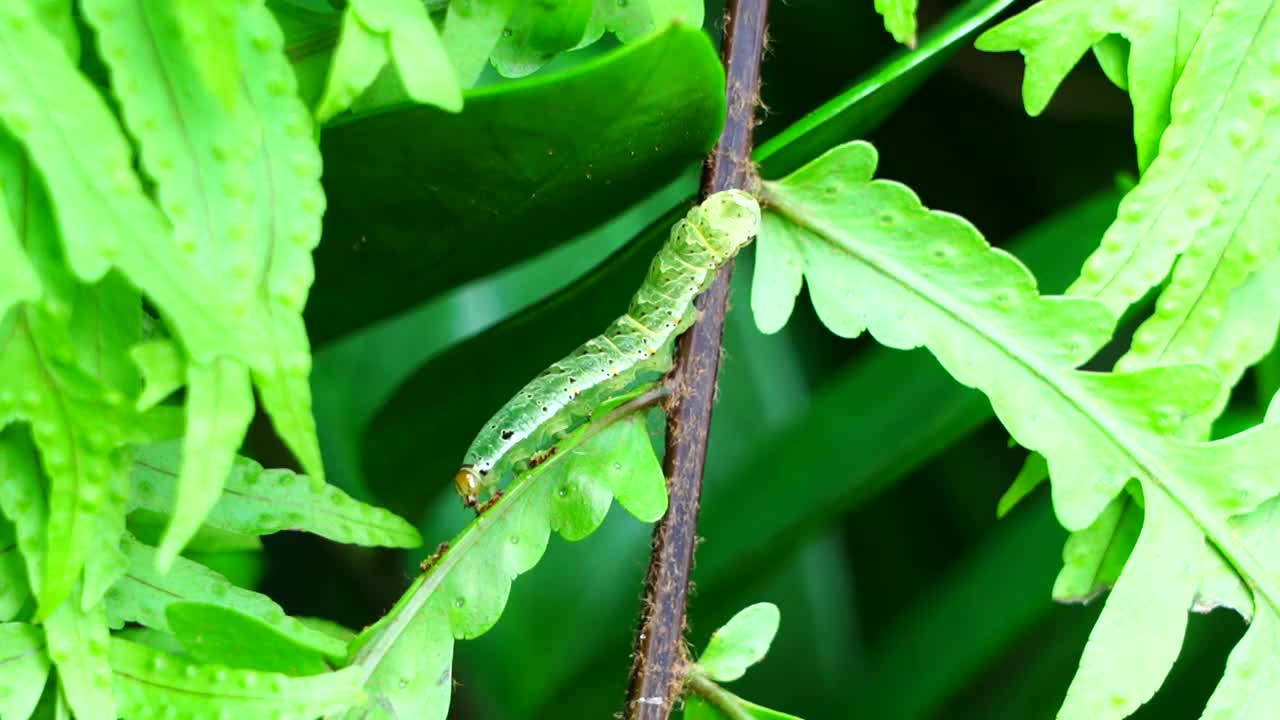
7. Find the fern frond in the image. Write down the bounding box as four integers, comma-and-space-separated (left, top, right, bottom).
341, 396, 666, 719
985, 2, 1277, 321
0, 0, 337, 566
0, 141, 142, 615
44, 596, 113, 720
976, 0, 1216, 171
753, 140, 1280, 718
0, 623, 50, 719
105, 535, 347, 661
131, 442, 422, 548
316, 0, 461, 122
0, 517, 26, 620
110, 637, 364, 719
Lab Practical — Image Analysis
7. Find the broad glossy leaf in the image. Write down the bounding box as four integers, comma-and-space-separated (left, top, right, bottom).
131, 441, 421, 547
310, 26, 724, 341
166, 601, 331, 675
344, 405, 665, 720
110, 638, 364, 719
696, 603, 781, 683
0, 623, 51, 720
754, 140, 1280, 719
104, 535, 347, 660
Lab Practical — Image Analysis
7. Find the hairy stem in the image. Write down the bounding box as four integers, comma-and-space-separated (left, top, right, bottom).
685, 672, 755, 720
623, 1, 769, 718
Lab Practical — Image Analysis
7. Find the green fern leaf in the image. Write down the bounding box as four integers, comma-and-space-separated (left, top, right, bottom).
695, 603, 781, 683
166, 601, 331, 674
580, 0, 704, 47
0, 170, 38, 322
105, 535, 347, 660
752, 140, 1280, 718
44, 597, 113, 720
316, 0, 461, 122
0, 0, 330, 569
1054, 252, 1280, 611
1053, 492, 1142, 604
442, 0, 702, 85
987, 1, 1272, 319
131, 442, 422, 548
0, 428, 48, 602
1201, 494, 1280, 717
110, 637, 364, 719
158, 358, 254, 568
490, 0, 593, 78
0, 516, 27, 620
0, 622, 51, 720
874, 0, 918, 47
342, 395, 666, 719
0, 137, 141, 616
172, 1, 241, 108
82, 454, 132, 611
129, 340, 184, 411
976, 0, 1215, 171
439, 0, 522, 87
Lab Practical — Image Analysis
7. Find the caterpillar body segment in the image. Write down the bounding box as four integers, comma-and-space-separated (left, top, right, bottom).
455, 190, 761, 504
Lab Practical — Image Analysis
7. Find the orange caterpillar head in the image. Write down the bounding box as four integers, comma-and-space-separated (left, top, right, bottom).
453, 466, 483, 508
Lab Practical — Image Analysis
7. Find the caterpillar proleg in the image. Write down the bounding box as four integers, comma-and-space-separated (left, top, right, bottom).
454, 189, 761, 506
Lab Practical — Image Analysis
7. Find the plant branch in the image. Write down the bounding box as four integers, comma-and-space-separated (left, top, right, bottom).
624, 1, 769, 718
685, 672, 755, 720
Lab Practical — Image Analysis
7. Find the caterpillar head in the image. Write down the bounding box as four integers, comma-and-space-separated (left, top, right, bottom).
699, 189, 761, 253
453, 466, 484, 508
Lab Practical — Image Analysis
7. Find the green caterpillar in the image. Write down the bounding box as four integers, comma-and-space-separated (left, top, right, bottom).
453, 189, 761, 507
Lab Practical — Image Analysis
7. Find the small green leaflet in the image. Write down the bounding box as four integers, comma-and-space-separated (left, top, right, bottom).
683, 603, 798, 720
695, 602, 781, 683
874, 0, 918, 47
316, 0, 462, 122
0, 623, 51, 720
110, 638, 365, 719
104, 535, 347, 660
130, 441, 422, 548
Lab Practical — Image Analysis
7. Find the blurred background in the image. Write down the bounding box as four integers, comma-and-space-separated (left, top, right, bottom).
240, 0, 1257, 717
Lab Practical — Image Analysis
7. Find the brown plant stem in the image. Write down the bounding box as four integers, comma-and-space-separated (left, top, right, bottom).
623, 2, 769, 718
